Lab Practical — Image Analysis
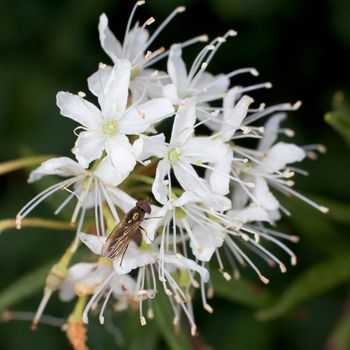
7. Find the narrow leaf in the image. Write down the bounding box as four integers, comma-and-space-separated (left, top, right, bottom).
0, 217, 75, 234
0, 262, 53, 309
0, 155, 53, 175
327, 314, 350, 350
256, 253, 350, 321
153, 291, 193, 350
324, 91, 350, 148
210, 270, 274, 309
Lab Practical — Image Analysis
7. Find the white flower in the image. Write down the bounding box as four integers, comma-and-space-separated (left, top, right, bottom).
134, 98, 231, 210
57, 59, 174, 173
79, 231, 208, 333
16, 156, 135, 239
59, 261, 139, 324
98, 4, 186, 72
163, 43, 230, 105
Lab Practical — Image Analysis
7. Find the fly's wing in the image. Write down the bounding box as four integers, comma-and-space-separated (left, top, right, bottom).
102, 219, 140, 263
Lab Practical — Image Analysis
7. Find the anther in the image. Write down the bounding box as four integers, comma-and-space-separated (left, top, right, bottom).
147, 308, 154, 319
293, 101, 302, 109
222, 272, 231, 281
140, 316, 147, 326
227, 29, 237, 36
204, 304, 214, 313
284, 128, 295, 137
15, 214, 22, 229
145, 17, 155, 26
198, 34, 209, 42
291, 256, 297, 266
279, 264, 287, 273
320, 206, 329, 214
78, 91, 86, 98
99, 315, 105, 324
176, 6, 186, 13
259, 275, 270, 284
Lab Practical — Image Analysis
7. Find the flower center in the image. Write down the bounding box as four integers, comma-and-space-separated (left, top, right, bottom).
175, 207, 186, 219
131, 66, 141, 80
103, 120, 118, 135
168, 148, 181, 163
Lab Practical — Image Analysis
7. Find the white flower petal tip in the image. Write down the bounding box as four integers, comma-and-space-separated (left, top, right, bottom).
79, 232, 105, 255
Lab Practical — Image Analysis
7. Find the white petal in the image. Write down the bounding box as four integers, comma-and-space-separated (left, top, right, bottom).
172, 161, 203, 194
72, 131, 105, 168
167, 44, 188, 90
223, 86, 241, 117
133, 134, 167, 161
28, 157, 84, 183
79, 232, 106, 255
172, 191, 200, 207
56, 91, 102, 129
105, 134, 136, 177
98, 13, 122, 63
163, 254, 209, 282
170, 98, 196, 144
261, 142, 305, 173
173, 161, 231, 211
108, 187, 137, 213
258, 113, 286, 152
94, 156, 128, 187
227, 206, 270, 223
182, 136, 228, 163
221, 95, 254, 141
152, 159, 170, 204
209, 150, 232, 195
112, 243, 156, 274
141, 205, 169, 242
253, 177, 279, 211
99, 60, 131, 118
123, 27, 149, 62
119, 98, 174, 134
162, 84, 180, 104
190, 225, 224, 262
112, 275, 136, 296
87, 64, 113, 97
195, 72, 229, 102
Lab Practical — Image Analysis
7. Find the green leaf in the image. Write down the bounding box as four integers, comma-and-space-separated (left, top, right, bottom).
210, 270, 274, 309
0, 261, 53, 309
284, 198, 350, 255
327, 314, 350, 350
256, 253, 350, 321
153, 291, 193, 350
309, 195, 350, 226
0, 155, 53, 176
324, 91, 350, 148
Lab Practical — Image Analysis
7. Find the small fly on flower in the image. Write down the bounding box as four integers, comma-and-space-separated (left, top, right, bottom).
102, 200, 152, 264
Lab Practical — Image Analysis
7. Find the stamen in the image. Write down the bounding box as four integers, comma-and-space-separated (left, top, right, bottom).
99, 288, 113, 325
31, 289, 52, 330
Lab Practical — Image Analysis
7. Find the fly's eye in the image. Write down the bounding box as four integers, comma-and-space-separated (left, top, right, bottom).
132, 212, 139, 220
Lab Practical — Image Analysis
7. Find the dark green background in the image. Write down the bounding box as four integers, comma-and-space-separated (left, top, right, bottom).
0, 0, 350, 349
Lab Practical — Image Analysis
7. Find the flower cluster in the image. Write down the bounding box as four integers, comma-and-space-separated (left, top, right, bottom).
16, 2, 327, 337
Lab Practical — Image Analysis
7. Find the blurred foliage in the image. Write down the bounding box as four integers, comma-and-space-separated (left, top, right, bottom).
0, 0, 350, 349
